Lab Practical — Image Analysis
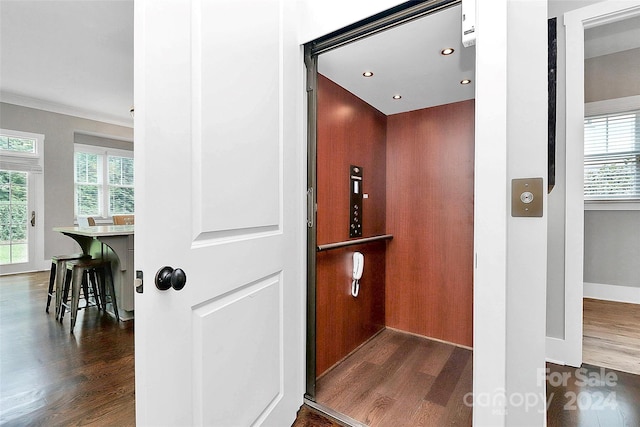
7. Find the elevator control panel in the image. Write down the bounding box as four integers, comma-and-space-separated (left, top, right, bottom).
349, 165, 363, 237
511, 177, 543, 217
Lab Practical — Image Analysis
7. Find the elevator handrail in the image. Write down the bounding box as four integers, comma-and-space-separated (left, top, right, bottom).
316, 234, 393, 252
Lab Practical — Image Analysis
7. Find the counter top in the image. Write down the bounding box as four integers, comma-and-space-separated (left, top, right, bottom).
53, 225, 134, 237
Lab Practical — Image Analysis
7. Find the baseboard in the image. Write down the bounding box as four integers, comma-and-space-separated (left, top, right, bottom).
583, 282, 640, 304
0, 267, 48, 277
385, 326, 473, 351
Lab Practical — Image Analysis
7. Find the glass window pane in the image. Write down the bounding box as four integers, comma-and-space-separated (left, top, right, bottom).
9, 172, 27, 202
0, 134, 36, 154
8, 137, 36, 153
75, 152, 100, 184
11, 204, 28, 240
10, 243, 28, 264
77, 184, 100, 216
109, 186, 135, 215
108, 156, 134, 186
0, 209, 11, 241
0, 172, 9, 202
75, 153, 87, 182
109, 156, 123, 185
122, 157, 134, 185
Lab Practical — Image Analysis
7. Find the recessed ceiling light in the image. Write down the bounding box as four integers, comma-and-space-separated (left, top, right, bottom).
441, 48, 455, 55
362, 71, 374, 77
392, 95, 402, 100
460, 79, 472, 85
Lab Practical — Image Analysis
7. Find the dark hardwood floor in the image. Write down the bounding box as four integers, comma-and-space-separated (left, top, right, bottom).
0, 271, 135, 426
546, 363, 640, 427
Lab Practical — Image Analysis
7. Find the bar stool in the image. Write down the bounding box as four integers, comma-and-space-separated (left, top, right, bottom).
46, 253, 91, 315
58, 258, 119, 332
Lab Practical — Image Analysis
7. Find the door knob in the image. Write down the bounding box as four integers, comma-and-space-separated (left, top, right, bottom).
155, 266, 187, 291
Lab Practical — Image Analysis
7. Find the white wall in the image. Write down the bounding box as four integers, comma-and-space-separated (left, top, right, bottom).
585, 47, 640, 102
584, 211, 640, 301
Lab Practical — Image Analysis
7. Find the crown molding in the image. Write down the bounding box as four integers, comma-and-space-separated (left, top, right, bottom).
0, 91, 133, 129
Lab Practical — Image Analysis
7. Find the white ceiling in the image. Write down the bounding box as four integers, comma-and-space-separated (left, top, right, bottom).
318, 4, 475, 116
0, 0, 133, 127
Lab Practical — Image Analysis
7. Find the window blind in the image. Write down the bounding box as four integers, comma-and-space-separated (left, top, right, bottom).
584, 109, 640, 200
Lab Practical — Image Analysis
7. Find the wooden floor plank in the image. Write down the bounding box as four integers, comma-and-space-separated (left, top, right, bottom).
407, 400, 447, 427
377, 372, 435, 427
439, 355, 473, 426
583, 298, 640, 375
352, 393, 396, 426
424, 347, 471, 407
419, 339, 455, 377
333, 348, 404, 415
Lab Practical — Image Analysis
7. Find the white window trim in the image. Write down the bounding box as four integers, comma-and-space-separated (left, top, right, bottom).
0, 128, 44, 175
584, 200, 640, 211
584, 96, 640, 211
74, 143, 134, 220
0, 128, 42, 158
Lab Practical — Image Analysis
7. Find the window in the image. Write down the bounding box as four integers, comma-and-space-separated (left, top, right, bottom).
584, 109, 640, 201
0, 134, 37, 154
74, 144, 134, 218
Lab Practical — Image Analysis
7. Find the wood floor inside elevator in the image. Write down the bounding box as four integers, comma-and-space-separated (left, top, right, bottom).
314, 329, 473, 426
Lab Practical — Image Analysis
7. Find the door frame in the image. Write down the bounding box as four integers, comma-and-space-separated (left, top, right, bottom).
552, 0, 640, 367
303, 0, 462, 402
303, 0, 550, 424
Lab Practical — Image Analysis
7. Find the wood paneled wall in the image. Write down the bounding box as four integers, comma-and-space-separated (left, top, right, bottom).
316, 74, 387, 376
316, 74, 387, 243
316, 242, 386, 376
385, 100, 475, 347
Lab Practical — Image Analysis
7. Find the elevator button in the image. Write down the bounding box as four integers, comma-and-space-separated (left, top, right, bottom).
520, 191, 534, 204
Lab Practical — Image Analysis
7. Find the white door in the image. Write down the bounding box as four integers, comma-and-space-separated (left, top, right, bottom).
0, 129, 45, 275
134, 1, 305, 425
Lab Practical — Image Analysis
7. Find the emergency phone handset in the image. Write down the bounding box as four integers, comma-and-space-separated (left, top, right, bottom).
351, 252, 364, 297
